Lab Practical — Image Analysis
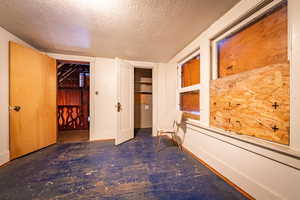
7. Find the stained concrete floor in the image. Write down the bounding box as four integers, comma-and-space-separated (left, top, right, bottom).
0, 129, 248, 200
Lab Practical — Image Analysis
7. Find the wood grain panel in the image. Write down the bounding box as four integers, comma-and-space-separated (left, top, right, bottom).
210, 63, 289, 145
135, 93, 152, 105
59, 70, 80, 88
218, 4, 288, 77
183, 112, 200, 120
182, 56, 200, 87
180, 91, 200, 113
57, 90, 81, 105
9, 42, 56, 159
82, 90, 90, 129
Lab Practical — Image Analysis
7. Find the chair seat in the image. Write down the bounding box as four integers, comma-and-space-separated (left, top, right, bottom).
157, 128, 176, 133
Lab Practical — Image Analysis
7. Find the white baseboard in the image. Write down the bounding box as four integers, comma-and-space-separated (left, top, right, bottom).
0, 150, 9, 166
183, 142, 283, 200
90, 137, 115, 142
164, 133, 282, 199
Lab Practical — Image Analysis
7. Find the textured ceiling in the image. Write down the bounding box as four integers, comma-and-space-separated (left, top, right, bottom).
0, 0, 240, 62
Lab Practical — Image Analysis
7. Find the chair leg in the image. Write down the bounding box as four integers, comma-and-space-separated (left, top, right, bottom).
172, 132, 182, 151
156, 130, 161, 152
170, 132, 174, 144
179, 142, 183, 152
171, 132, 177, 145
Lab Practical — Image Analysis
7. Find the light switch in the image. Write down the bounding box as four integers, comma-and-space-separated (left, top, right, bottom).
145, 105, 149, 110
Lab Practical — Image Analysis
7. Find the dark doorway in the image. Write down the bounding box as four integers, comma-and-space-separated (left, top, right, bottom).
56, 60, 90, 143
134, 68, 152, 137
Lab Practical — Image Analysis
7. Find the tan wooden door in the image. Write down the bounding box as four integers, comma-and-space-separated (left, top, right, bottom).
9, 42, 57, 159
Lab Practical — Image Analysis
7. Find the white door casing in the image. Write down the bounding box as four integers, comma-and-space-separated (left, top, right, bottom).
115, 58, 134, 145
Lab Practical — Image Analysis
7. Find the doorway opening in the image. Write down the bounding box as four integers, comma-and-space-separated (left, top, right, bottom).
56, 60, 90, 143
134, 68, 153, 137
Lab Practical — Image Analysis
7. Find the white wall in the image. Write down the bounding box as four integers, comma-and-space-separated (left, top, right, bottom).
166, 0, 300, 199
0, 27, 34, 165
157, 63, 177, 130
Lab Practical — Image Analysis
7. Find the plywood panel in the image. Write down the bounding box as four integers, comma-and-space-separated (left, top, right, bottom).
218, 4, 288, 77
210, 63, 289, 145
180, 91, 200, 113
9, 42, 56, 159
182, 56, 200, 87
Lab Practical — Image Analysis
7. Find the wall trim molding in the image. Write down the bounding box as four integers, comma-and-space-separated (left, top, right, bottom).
90, 138, 115, 143
127, 60, 158, 138
185, 122, 300, 170
45, 52, 97, 141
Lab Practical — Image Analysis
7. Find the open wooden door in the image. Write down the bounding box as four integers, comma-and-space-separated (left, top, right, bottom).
9, 42, 57, 159
115, 58, 134, 145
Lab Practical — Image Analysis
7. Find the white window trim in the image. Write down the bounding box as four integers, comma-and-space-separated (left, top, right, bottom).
177, 50, 201, 120
178, 84, 201, 93
211, 0, 287, 80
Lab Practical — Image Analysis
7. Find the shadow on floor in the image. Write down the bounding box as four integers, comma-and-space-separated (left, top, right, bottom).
0, 129, 248, 200
134, 128, 152, 137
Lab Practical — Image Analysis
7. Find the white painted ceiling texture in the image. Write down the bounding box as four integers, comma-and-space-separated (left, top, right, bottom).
0, 0, 240, 62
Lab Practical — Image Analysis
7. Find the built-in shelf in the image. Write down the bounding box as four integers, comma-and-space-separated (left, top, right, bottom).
135, 81, 152, 85
58, 87, 89, 90
135, 91, 152, 94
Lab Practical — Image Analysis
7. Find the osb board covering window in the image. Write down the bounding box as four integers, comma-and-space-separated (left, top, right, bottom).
180, 91, 200, 120
210, 63, 289, 145
217, 3, 288, 78
181, 55, 200, 87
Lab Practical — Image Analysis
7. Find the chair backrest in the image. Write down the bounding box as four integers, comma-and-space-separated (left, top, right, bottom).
173, 111, 183, 128
176, 111, 183, 124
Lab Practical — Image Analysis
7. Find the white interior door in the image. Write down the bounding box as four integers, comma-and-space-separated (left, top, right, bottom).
115, 58, 134, 145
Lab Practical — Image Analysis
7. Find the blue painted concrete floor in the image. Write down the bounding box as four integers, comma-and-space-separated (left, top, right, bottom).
0, 129, 248, 200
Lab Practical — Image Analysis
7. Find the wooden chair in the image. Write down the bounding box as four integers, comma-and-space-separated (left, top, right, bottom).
156, 111, 183, 151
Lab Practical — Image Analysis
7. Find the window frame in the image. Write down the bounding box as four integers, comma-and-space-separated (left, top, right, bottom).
177, 50, 201, 121
208, 0, 290, 145
211, 0, 288, 80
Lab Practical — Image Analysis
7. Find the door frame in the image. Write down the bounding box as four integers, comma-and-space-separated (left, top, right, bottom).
128, 60, 158, 137
46, 53, 96, 141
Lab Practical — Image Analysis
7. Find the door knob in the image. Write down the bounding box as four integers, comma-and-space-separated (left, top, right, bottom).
10, 106, 21, 112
